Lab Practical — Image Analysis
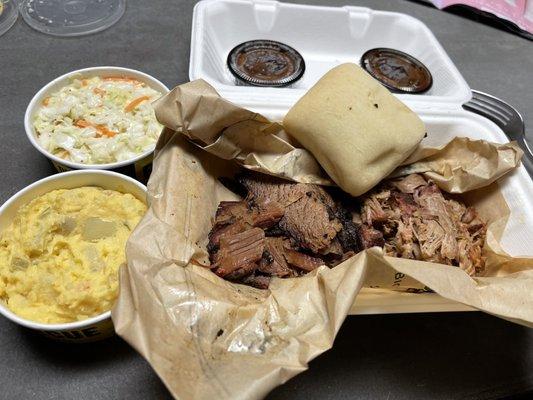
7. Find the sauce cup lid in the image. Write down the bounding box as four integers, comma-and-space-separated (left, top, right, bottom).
227, 40, 305, 87
360, 48, 433, 94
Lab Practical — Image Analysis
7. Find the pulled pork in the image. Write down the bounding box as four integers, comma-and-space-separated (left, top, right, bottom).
360, 174, 487, 275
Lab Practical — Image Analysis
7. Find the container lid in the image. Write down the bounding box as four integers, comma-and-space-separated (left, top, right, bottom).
19, 0, 125, 37
227, 40, 305, 87
0, 0, 18, 36
361, 48, 433, 94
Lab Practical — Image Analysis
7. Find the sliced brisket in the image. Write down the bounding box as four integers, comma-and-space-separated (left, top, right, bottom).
208, 200, 284, 251
212, 228, 265, 278
207, 173, 364, 288
239, 173, 342, 253
257, 237, 295, 278
283, 248, 324, 272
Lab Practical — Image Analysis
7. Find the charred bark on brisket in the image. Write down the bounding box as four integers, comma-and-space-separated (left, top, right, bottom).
207, 172, 367, 288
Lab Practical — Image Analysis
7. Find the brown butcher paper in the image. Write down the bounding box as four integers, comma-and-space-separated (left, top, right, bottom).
112, 80, 531, 400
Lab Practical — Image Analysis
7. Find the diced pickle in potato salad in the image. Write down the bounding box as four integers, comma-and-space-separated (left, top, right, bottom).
33, 76, 163, 164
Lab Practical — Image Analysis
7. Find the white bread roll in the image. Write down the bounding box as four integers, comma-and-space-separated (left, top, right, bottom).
283, 63, 426, 196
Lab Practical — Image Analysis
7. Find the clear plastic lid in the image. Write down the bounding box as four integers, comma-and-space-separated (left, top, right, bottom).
0, 0, 18, 36
19, 0, 125, 37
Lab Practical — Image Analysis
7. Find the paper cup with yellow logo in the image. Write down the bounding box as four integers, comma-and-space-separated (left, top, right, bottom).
0, 170, 147, 342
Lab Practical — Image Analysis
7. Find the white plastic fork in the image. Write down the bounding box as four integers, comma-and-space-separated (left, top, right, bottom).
462, 90, 533, 178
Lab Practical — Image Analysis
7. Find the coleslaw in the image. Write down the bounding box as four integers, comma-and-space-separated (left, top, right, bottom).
33, 75, 163, 165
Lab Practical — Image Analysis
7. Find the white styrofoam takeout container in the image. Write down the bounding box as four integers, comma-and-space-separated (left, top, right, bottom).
0, 170, 147, 342
24, 67, 170, 181
190, 0, 471, 107
190, 0, 533, 314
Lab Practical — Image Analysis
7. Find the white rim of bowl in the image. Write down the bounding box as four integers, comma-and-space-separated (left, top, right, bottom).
0, 169, 147, 331
24, 66, 170, 170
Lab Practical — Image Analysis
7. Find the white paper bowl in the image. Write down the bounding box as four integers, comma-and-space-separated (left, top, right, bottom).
0, 170, 147, 342
24, 66, 169, 178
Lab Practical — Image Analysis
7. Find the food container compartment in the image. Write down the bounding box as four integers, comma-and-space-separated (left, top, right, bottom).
0, 170, 147, 342
24, 66, 170, 182
351, 109, 533, 314
221, 103, 533, 314
188, 0, 532, 314
190, 0, 471, 107
351, 146, 533, 314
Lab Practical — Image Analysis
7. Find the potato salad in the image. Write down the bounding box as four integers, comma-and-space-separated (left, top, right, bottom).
0, 187, 147, 324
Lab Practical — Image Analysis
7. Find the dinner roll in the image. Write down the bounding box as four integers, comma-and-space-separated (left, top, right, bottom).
283, 63, 426, 196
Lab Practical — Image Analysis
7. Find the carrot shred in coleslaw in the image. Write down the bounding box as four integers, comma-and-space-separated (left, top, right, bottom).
103, 76, 144, 86
124, 96, 151, 113
74, 119, 118, 138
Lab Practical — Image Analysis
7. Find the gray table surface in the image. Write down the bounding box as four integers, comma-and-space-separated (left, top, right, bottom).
1, 1, 532, 399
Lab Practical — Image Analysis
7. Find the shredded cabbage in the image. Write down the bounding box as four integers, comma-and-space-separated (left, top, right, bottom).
33, 76, 163, 164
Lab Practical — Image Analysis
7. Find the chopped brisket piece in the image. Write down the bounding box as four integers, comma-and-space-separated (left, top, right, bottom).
214, 201, 249, 224
253, 202, 285, 229
208, 200, 283, 251
257, 237, 294, 278
224, 260, 260, 281
212, 228, 265, 278
334, 207, 364, 253
279, 199, 341, 253
283, 248, 324, 272
208, 202, 250, 251
241, 274, 271, 289
319, 238, 344, 257
239, 173, 336, 208
214, 200, 283, 230
264, 224, 286, 237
